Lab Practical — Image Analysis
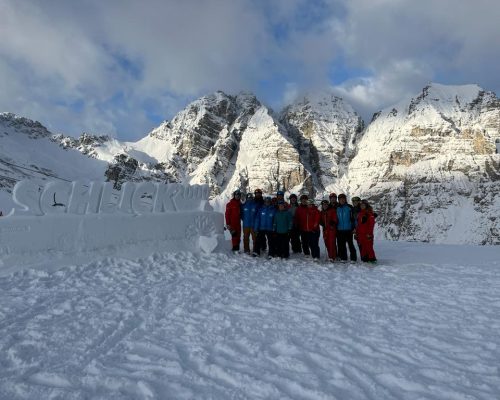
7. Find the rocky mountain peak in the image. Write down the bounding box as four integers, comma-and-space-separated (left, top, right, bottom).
347, 83, 500, 244
53, 132, 112, 158
407, 82, 487, 117
0, 112, 52, 139
279, 90, 364, 193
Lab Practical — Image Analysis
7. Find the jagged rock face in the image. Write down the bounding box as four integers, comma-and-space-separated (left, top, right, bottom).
54, 133, 111, 158
140, 92, 310, 197
0, 112, 52, 139
150, 92, 238, 170
279, 93, 364, 194
347, 83, 500, 244
194, 106, 308, 196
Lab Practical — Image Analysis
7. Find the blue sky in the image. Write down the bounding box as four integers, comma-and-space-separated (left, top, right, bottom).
1, 0, 499, 140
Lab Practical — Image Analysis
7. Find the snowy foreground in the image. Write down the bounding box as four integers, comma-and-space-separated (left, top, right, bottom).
1, 241, 499, 400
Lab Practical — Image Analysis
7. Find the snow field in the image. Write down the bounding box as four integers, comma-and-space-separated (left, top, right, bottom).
0, 242, 499, 399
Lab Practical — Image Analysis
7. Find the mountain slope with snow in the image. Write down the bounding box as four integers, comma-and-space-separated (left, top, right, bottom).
345, 83, 500, 244
0, 113, 109, 211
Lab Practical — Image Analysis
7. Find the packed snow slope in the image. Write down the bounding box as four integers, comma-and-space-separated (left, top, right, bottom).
1, 82, 499, 244
0, 241, 499, 399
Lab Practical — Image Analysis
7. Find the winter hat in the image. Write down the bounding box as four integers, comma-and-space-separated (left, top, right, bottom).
321, 199, 329, 206
254, 188, 263, 195
352, 196, 361, 202
233, 189, 241, 197
289, 193, 297, 199
276, 190, 285, 196
299, 194, 309, 200
264, 196, 272, 203
246, 193, 254, 199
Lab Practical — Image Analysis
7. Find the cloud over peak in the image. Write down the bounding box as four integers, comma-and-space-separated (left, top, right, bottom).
1, 0, 499, 139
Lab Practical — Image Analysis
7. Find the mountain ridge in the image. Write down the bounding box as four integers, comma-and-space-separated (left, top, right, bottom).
1, 82, 499, 244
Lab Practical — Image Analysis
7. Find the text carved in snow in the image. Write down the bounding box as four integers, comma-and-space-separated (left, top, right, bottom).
9, 180, 210, 216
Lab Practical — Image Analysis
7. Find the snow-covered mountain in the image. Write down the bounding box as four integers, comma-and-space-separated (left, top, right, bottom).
50, 91, 361, 198
345, 83, 500, 244
279, 92, 364, 194
0, 113, 109, 211
1, 83, 499, 244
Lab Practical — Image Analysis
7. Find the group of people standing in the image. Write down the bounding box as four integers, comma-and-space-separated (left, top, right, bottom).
225, 189, 377, 263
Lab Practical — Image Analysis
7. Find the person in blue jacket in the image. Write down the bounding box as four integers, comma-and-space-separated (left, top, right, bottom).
253, 196, 277, 258
241, 193, 259, 254
336, 194, 357, 262
273, 201, 293, 259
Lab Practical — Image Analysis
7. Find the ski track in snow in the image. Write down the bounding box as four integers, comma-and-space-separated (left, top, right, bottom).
0, 243, 499, 399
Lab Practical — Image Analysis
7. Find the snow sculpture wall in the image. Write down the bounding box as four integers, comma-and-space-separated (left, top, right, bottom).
0, 180, 225, 275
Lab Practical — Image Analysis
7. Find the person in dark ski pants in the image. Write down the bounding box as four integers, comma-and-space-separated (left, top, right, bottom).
351, 196, 362, 253
295, 197, 321, 259
320, 199, 338, 262
273, 201, 293, 258
336, 194, 357, 261
225, 189, 242, 252
294, 194, 311, 256
253, 189, 266, 251
288, 194, 302, 253
241, 193, 259, 254
254, 197, 277, 257
355, 200, 377, 262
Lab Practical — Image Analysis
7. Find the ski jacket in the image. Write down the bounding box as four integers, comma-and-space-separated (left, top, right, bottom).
352, 206, 361, 228
295, 206, 320, 232
254, 205, 276, 232
241, 200, 259, 228
320, 208, 338, 232
356, 209, 375, 236
254, 197, 264, 210
288, 203, 298, 220
225, 198, 241, 229
273, 210, 292, 234
336, 204, 354, 231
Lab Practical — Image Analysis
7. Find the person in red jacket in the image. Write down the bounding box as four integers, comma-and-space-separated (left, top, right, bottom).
320, 200, 338, 262
295, 196, 321, 260
294, 194, 311, 256
225, 189, 242, 252
355, 199, 377, 263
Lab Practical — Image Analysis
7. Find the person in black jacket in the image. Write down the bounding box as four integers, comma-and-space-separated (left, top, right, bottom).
288, 194, 302, 253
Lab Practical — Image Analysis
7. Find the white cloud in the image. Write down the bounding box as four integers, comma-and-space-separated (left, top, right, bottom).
333, 60, 432, 120
0, 0, 499, 138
